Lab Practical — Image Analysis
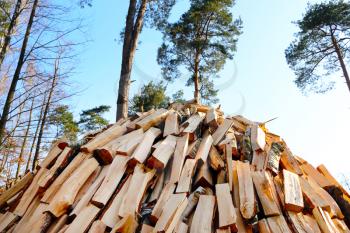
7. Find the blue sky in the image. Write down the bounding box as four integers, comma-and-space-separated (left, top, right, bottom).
70, 0, 350, 179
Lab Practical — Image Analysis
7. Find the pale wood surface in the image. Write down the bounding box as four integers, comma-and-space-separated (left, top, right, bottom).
140, 224, 154, 233
237, 161, 256, 220
169, 134, 189, 183
150, 183, 176, 223
250, 124, 266, 151
72, 166, 101, 209
194, 160, 213, 188
252, 150, 267, 171
287, 212, 321, 233
312, 207, 339, 233
13, 167, 48, 216
332, 218, 350, 233
182, 113, 205, 134
163, 110, 180, 137
299, 176, 330, 210
37, 144, 62, 169
303, 214, 322, 233
252, 171, 280, 216
194, 134, 213, 164
174, 222, 188, 233
119, 165, 155, 217
176, 159, 196, 193
47, 158, 99, 217
232, 161, 240, 208
235, 208, 253, 233
149, 171, 165, 202
148, 135, 177, 169
92, 156, 128, 207
98, 128, 143, 161
65, 204, 100, 233
205, 108, 218, 128
301, 163, 332, 188
216, 183, 237, 229
129, 127, 161, 166
258, 219, 272, 233
225, 143, 233, 191
41, 152, 90, 203
190, 195, 215, 233
0, 212, 18, 232
0, 172, 33, 207
266, 215, 292, 233
101, 176, 131, 228
208, 146, 224, 171
81, 123, 127, 153
136, 108, 169, 131
88, 220, 106, 233
154, 193, 188, 233
280, 146, 303, 175
216, 228, 231, 233
116, 131, 144, 156
46, 214, 68, 233
15, 201, 49, 233
306, 175, 344, 218
38, 146, 72, 188
212, 118, 233, 145
110, 215, 138, 233
283, 169, 304, 212
69, 165, 109, 219
12, 195, 41, 232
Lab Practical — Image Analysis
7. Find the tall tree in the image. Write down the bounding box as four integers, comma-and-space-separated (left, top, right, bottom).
47, 105, 79, 142
285, 1, 350, 94
130, 81, 170, 113
0, 0, 22, 68
116, 0, 176, 121
79, 105, 110, 131
15, 97, 34, 179
0, 0, 39, 146
158, 0, 242, 103
32, 56, 58, 171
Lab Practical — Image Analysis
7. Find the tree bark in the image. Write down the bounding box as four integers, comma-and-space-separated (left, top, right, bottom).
0, 0, 39, 146
0, 0, 22, 69
116, 0, 147, 121
331, 34, 350, 94
25, 94, 46, 171
15, 97, 34, 179
32, 61, 58, 171
193, 51, 200, 104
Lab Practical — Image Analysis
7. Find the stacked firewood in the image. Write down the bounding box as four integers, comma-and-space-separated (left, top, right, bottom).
0, 102, 349, 233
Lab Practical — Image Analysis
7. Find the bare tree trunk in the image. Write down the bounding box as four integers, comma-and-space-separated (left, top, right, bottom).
193, 51, 200, 104
0, 101, 25, 174
15, 97, 34, 179
32, 61, 58, 171
331, 34, 350, 94
0, 0, 22, 69
116, 0, 147, 121
25, 94, 45, 171
0, 0, 39, 145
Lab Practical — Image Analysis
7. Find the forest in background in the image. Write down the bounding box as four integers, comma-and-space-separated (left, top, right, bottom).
1, 0, 350, 190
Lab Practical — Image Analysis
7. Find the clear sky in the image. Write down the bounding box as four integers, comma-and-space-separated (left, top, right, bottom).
70, 0, 350, 180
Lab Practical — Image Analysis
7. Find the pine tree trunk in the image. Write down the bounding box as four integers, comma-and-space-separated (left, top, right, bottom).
193, 52, 200, 104
331, 34, 350, 94
0, 0, 39, 146
0, 0, 22, 69
32, 62, 58, 171
15, 97, 34, 179
25, 95, 46, 171
116, 0, 147, 121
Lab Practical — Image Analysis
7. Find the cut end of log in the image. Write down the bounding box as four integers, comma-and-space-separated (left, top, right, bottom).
93, 149, 114, 165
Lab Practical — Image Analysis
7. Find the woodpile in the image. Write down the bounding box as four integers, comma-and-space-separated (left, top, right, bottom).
0, 101, 350, 233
